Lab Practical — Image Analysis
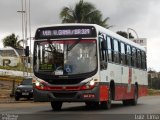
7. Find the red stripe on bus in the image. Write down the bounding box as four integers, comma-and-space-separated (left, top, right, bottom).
99, 85, 109, 101
99, 84, 148, 101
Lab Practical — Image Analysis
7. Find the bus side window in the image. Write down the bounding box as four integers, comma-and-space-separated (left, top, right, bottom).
120, 42, 126, 65
141, 51, 146, 70
106, 36, 112, 62
113, 39, 120, 63
131, 47, 137, 67
126, 45, 131, 66
99, 34, 107, 70
136, 49, 142, 68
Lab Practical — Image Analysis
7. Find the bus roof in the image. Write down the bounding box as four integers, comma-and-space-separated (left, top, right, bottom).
94, 24, 145, 51
36, 23, 145, 51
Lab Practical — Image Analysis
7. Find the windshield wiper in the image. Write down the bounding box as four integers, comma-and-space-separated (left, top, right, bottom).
47, 39, 56, 53
67, 38, 81, 51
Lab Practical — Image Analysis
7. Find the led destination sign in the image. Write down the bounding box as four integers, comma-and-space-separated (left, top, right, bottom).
35, 26, 96, 39
42, 29, 91, 36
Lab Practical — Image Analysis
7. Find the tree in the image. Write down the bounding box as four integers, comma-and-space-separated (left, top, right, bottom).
2, 33, 23, 49
60, 0, 111, 28
116, 31, 134, 39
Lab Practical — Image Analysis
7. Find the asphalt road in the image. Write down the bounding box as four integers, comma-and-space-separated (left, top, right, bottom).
0, 96, 160, 120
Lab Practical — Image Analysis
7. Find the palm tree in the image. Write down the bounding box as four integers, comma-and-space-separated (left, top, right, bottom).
2, 33, 23, 49
60, 0, 111, 28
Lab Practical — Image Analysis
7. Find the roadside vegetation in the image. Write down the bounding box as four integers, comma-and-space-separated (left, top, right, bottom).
0, 64, 32, 72
0, 75, 23, 83
148, 89, 160, 96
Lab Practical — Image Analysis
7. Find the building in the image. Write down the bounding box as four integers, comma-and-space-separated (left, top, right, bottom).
130, 38, 147, 52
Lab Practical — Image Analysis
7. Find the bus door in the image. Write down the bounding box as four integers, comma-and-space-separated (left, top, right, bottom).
99, 34, 108, 82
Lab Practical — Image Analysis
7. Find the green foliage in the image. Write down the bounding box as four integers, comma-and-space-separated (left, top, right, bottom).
2, 33, 23, 49
60, 0, 111, 28
116, 31, 134, 39
148, 77, 160, 90
0, 63, 32, 73
148, 89, 160, 96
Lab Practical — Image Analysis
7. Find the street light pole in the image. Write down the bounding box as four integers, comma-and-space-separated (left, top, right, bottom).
28, 0, 32, 73
17, 0, 25, 77
18, 0, 32, 77
127, 28, 139, 40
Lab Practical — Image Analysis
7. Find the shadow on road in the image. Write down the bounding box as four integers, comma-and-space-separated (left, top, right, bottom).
38, 102, 143, 113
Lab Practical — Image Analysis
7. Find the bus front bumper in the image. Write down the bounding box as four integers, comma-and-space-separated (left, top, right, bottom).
33, 87, 99, 102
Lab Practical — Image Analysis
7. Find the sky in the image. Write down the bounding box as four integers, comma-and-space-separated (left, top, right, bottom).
0, 0, 160, 71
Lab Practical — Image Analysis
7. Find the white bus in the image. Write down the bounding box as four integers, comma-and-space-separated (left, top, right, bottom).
0, 47, 21, 67
32, 24, 147, 110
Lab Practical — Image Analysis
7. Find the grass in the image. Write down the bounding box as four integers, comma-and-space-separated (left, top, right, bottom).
0, 63, 32, 72
148, 89, 160, 96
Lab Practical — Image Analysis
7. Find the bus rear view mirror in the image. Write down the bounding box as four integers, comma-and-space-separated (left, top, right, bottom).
101, 40, 107, 50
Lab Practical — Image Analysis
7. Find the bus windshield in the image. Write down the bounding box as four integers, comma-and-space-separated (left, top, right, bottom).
34, 39, 97, 76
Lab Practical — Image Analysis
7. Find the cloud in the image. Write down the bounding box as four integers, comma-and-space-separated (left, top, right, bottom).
147, 37, 160, 71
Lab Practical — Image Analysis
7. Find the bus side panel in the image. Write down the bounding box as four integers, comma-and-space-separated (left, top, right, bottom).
138, 85, 148, 97
106, 63, 124, 100
121, 84, 135, 100
133, 68, 148, 97
99, 85, 109, 101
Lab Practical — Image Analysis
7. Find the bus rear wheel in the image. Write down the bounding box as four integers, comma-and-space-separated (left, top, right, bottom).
130, 87, 138, 105
51, 101, 63, 111
123, 87, 138, 106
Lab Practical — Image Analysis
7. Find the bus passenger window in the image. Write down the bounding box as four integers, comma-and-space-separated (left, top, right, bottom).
107, 36, 112, 62
136, 49, 141, 68
126, 45, 131, 66
113, 39, 120, 63
141, 51, 147, 70
120, 42, 126, 65
131, 47, 137, 67
99, 36, 107, 70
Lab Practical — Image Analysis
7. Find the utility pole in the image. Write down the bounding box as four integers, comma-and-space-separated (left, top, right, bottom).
28, 0, 32, 74
18, 0, 32, 77
17, 0, 25, 77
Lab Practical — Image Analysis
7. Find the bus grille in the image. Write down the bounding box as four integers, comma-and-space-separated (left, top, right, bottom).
53, 92, 77, 98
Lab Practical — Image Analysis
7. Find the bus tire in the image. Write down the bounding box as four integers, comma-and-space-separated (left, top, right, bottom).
122, 100, 130, 106
85, 102, 99, 109
123, 87, 138, 106
51, 101, 62, 111
100, 89, 112, 109
130, 87, 138, 106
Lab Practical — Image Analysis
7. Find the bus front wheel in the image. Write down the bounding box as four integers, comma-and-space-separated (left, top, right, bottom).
51, 101, 63, 111
85, 101, 99, 109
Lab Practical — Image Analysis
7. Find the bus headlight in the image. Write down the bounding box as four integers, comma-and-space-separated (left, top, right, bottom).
32, 76, 48, 90
35, 81, 40, 86
80, 79, 98, 90
89, 80, 95, 86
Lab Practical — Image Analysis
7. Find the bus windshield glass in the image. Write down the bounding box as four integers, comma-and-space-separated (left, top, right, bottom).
34, 39, 97, 76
